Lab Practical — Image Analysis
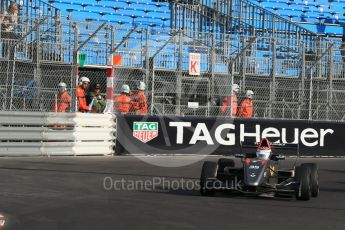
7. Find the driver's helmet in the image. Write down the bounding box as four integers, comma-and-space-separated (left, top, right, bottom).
256, 138, 271, 160
256, 149, 271, 160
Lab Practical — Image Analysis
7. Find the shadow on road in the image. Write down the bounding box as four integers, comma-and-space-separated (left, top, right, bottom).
0, 166, 198, 180
145, 187, 345, 211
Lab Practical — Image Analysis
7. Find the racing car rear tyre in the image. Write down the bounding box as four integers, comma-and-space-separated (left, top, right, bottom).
301, 163, 319, 197
294, 166, 311, 201
200, 161, 218, 196
217, 158, 235, 173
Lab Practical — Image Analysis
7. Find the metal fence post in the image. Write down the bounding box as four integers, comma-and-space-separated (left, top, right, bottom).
150, 62, 155, 115
298, 40, 305, 119
231, 60, 235, 118
176, 30, 183, 115
308, 69, 313, 120
35, 20, 42, 110
317, 37, 322, 79
269, 38, 276, 118
71, 23, 79, 112
210, 32, 216, 116
110, 24, 115, 68
241, 35, 246, 84
145, 28, 150, 96
8, 46, 16, 110
328, 44, 334, 120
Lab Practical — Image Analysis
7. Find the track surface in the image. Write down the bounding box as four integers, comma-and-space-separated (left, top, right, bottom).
0, 156, 344, 230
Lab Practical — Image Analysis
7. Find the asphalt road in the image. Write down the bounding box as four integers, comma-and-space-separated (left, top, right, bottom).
0, 156, 344, 230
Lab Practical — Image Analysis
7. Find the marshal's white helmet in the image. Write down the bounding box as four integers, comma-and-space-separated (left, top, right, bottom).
232, 84, 240, 93
58, 82, 67, 92
79, 77, 90, 84
246, 90, 254, 99
121, 84, 130, 94
137, 81, 146, 91
58, 82, 67, 88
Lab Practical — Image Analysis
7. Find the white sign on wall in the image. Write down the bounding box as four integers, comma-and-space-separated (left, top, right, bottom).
189, 53, 200, 76
188, 102, 199, 109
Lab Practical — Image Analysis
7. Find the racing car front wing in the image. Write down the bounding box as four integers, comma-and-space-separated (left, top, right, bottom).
204, 178, 299, 196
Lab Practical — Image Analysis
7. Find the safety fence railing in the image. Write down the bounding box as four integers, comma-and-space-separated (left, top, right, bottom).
170, 0, 321, 45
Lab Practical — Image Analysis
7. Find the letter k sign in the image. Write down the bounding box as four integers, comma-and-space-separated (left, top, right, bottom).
189, 53, 200, 76
190, 61, 197, 72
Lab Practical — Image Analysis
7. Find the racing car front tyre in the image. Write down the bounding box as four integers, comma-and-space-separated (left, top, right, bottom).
301, 163, 319, 197
294, 166, 311, 201
217, 158, 235, 173
200, 161, 218, 196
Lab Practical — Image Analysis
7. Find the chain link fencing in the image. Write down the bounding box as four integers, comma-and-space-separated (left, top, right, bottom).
0, 16, 75, 112
2, 15, 345, 121
111, 28, 345, 121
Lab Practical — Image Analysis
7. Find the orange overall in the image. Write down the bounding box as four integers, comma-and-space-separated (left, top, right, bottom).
52, 91, 71, 112
132, 91, 148, 115
76, 86, 90, 112
238, 98, 253, 118
221, 95, 238, 117
114, 94, 133, 113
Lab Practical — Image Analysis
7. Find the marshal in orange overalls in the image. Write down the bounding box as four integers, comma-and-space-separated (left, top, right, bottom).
52, 91, 71, 112
132, 91, 148, 115
76, 85, 90, 112
238, 98, 253, 118
114, 93, 133, 113
221, 94, 238, 117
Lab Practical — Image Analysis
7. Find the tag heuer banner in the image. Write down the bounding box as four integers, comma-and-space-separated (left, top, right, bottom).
116, 114, 345, 156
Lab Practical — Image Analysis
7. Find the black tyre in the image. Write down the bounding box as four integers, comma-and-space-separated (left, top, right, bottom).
217, 158, 235, 173
200, 161, 218, 196
301, 163, 319, 197
294, 166, 311, 201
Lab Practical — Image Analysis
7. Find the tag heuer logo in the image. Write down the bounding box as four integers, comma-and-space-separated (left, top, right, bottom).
133, 122, 159, 143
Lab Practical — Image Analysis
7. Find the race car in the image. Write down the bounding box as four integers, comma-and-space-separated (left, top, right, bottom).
200, 138, 319, 200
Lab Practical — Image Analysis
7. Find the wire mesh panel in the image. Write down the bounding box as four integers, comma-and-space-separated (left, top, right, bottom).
112, 67, 146, 114
151, 71, 179, 116
1, 14, 345, 121
0, 23, 74, 112
212, 74, 233, 117
236, 75, 271, 118
78, 68, 107, 92
103, 26, 345, 121
112, 26, 148, 68
272, 78, 303, 120
72, 21, 113, 66
0, 60, 74, 112
39, 63, 74, 112
330, 80, 345, 121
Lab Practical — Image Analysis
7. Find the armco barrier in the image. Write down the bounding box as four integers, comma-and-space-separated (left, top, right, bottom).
0, 111, 116, 156
116, 115, 345, 156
